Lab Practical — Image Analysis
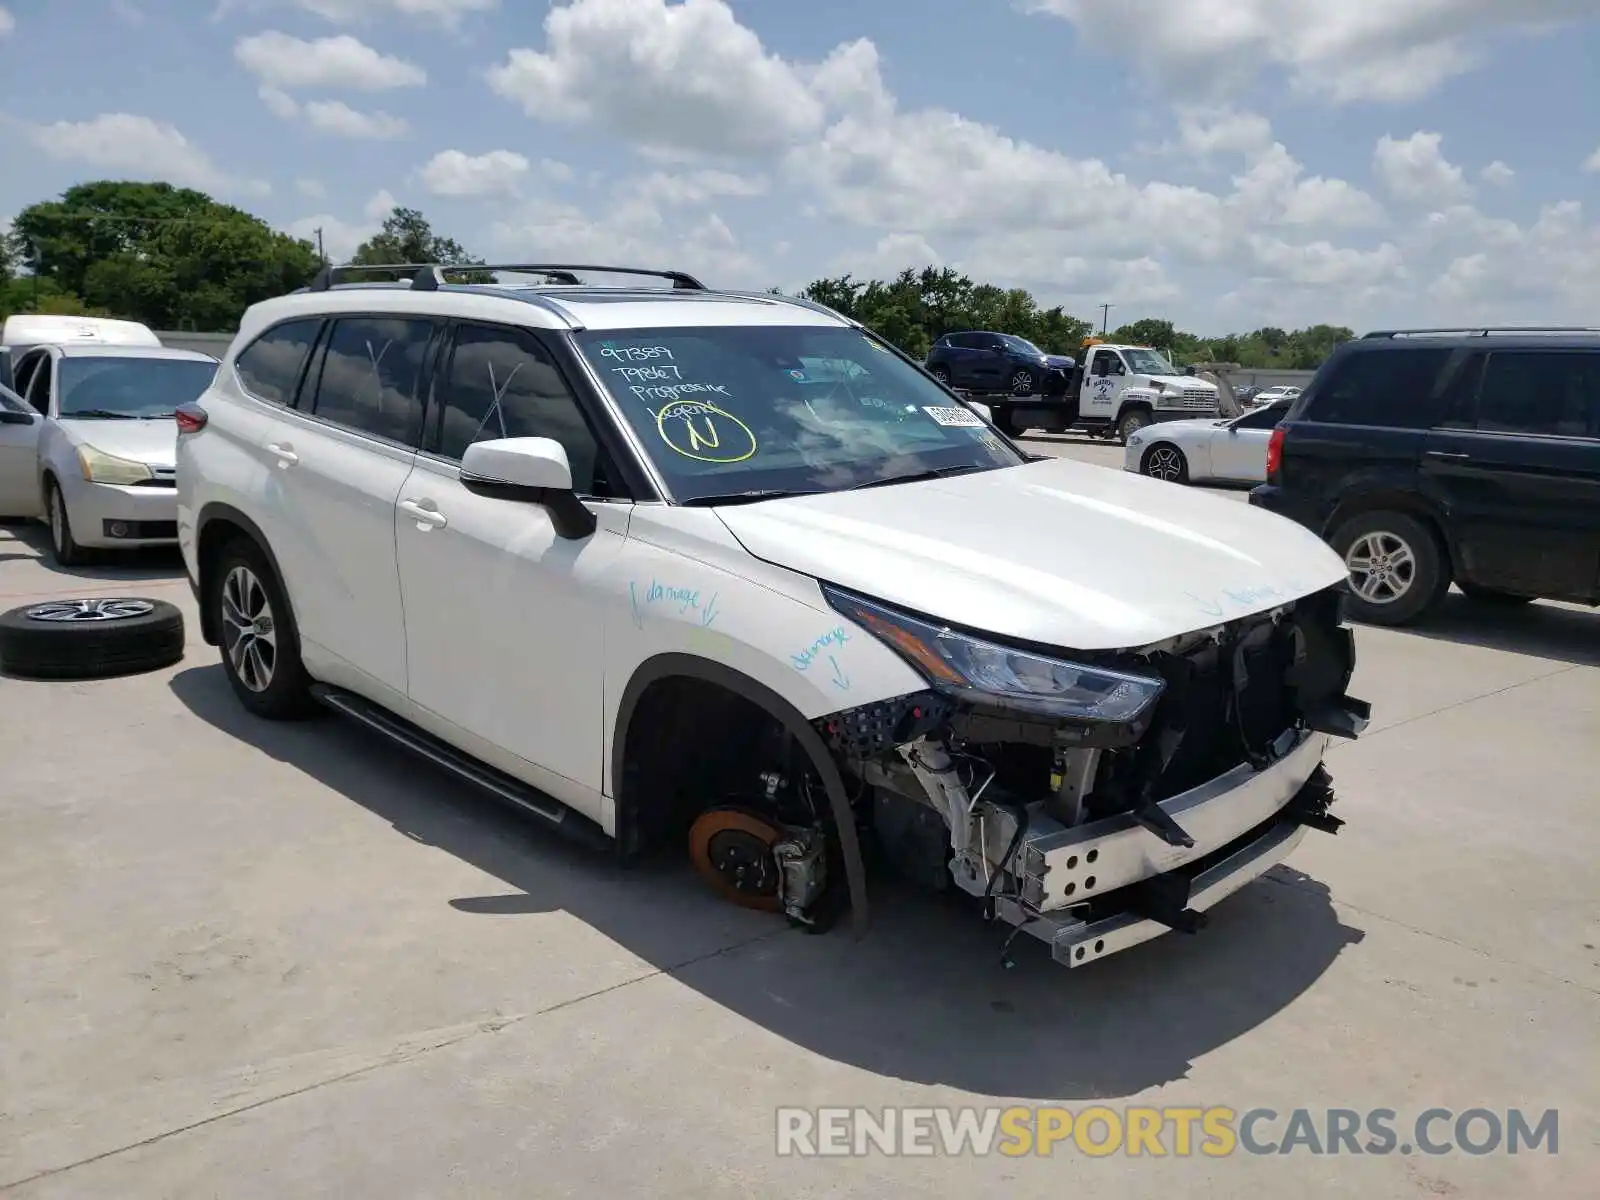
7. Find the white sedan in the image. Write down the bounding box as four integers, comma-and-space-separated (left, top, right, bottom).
1124, 399, 1290, 485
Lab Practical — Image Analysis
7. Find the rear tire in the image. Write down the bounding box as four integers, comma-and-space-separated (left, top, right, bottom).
1141, 443, 1189, 484
1330, 510, 1449, 626
210, 538, 318, 719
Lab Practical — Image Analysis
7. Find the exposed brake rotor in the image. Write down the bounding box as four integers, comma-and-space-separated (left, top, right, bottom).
688, 807, 786, 912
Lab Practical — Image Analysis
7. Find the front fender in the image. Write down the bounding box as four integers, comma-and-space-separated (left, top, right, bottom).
600, 513, 928, 798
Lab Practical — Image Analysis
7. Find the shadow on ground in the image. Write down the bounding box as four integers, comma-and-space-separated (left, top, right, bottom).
0, 523, 186, 583
1385, 593, 1599, 669
170, 664, 1366, 1102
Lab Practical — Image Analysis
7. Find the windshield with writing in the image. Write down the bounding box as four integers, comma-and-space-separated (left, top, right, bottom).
58, 357, 218, 418
575, 326, 1024, 501
1123, 349, 1177, 376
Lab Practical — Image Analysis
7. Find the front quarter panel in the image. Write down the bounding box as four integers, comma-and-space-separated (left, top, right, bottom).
602, 506, 928, 796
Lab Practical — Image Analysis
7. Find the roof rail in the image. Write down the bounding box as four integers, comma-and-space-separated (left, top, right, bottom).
727, 290, 861, 326
1362, 326, 1600, 339
306, 262, 707, 294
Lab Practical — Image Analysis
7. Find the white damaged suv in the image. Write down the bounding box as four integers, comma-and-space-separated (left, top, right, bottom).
176, 263, 1369, 969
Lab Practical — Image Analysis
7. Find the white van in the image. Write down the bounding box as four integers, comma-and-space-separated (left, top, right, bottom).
1, 314, 162, 353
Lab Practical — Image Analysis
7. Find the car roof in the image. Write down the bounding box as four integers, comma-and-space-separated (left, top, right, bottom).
53, 344, 218, 362
233, 278, 853, 352
1350, 328, 1600, 352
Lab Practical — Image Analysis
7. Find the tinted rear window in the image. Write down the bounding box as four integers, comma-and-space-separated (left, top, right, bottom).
1303, 347, 1452, 429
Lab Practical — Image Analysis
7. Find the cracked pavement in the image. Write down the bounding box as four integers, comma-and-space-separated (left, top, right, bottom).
3, 439, 1596, 1198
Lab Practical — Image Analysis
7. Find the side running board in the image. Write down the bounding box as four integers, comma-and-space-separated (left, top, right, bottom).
310, 684, 611, 852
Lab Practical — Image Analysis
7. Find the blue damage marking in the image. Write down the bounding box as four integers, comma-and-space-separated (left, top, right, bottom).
630, 580, 720, 629
827, 655, 851, 691
1186, 583, 1288, 618
791, 626, 850, 674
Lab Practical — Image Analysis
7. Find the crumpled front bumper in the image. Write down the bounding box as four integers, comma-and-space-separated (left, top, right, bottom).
985, 727, 1338, 967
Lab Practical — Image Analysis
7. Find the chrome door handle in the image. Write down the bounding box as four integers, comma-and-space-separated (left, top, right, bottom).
399, 498, 447, 529
266, 442, 298, 467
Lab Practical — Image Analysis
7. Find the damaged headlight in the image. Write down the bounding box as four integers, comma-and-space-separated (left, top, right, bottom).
823, 585, 1165, 724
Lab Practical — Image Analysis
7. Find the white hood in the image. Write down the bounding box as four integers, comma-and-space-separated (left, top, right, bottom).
1146, 374, 1216, 393
54, 418, 177, 469
714, 457, 1348, 651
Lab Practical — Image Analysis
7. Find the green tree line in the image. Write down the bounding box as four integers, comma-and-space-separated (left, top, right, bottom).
4, 180, 1350, 369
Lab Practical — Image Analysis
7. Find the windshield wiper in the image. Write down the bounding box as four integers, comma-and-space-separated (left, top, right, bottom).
679, 488, 824, 507
848, 463, 994, 491
61, 409, 140, 419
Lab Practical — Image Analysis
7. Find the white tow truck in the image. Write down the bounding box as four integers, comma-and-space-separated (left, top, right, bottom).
976, 339, 1222, 444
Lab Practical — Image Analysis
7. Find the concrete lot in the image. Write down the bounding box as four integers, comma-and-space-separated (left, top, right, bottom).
3, 436, 1597, 1198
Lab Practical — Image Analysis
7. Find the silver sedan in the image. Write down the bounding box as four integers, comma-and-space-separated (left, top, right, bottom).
1124, 399, 1290, 485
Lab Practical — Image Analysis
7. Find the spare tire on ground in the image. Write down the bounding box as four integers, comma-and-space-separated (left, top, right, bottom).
0, 597, 186, 680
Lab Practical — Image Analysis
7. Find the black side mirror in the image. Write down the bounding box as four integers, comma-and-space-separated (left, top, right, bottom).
0, 410, 34, 426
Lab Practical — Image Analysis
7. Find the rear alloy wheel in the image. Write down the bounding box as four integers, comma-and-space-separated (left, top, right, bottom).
45, 481, 89, 567
212, 540, 317, 719
1141, 443, 1189, 484
0, 597, 184, 680
1331, 510, 1449, 626
1116, 408, 1151, 443
930, 365, 951, 386
687, 807, 786, 912
1010, 369, 1037, 396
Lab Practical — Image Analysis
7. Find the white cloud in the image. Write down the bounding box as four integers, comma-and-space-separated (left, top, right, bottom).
285, 189, 399, 261
1374, 132, 1471, 205
418, 149, 531, 197
628, 169, 768, 206
296, 178, 327, 198
17, 112, 267, 197
486, 0, 830, 158
304, 100, 408, 139
1585, 148, 1600, 173
292, 0, 496, 26
256, 86, 408, 137
234, 31, 426, 90
1176, 107, 1275, 160
0, 6, 13, 36
1480, 160, 1515, 187
363, 189, 397, 221
1017, 0, 1592, 104
258, 85, 300, 119
489, 180, 761, 282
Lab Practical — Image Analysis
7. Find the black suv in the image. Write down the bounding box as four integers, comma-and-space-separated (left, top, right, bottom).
1251, 328, 1600, 626
925, 331, 1073, 396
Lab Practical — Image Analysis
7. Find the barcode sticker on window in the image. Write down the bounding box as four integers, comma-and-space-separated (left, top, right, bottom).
922, 405, 985, 427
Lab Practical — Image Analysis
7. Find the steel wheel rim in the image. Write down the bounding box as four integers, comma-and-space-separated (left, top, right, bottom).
1345, 531, 1417, 605
26, 598, 155, 622
1146, 447, 1183, 481
220, 565, 277, 692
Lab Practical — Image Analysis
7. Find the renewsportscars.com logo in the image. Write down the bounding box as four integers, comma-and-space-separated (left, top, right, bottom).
775, 1106, 1560, 1158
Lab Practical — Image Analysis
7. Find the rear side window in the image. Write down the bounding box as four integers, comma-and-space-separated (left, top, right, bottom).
306, 316, 435, 445
1476, 350, 1600, 438
1305, 347, 1452, 428
234, 319, 322, 406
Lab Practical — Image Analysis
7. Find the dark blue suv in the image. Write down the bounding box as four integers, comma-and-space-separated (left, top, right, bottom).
925, 331, 1073, 396
1251, 327, 1600, 626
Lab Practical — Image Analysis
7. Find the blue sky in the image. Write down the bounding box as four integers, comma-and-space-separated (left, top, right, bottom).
1, 0, 1596, 334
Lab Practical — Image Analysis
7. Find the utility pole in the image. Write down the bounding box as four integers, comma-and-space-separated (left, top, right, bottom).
1098, 303, 1113, 336
314, 227, 326, 264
